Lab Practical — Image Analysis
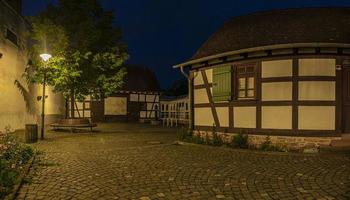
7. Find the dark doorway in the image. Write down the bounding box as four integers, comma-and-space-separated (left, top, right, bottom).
91, 100, 105, 122
128, 102, 140, 122
342, 66, 350, 132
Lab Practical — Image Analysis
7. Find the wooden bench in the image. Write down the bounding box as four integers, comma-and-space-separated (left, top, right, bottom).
50, 118, 97, 132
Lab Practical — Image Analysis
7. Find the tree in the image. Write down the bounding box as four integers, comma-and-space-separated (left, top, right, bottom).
163, 77, 188, 96
27, 0, 128, 118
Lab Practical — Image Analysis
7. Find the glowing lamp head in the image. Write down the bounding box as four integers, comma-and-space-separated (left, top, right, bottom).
40, 53, 52, 62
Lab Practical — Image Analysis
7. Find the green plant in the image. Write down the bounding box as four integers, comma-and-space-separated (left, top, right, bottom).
0, 133, 34, 198
230, 132, 249, 149
176, 127, 191, 141
260, 136, 285, 152
192, 134, 205, 144
0, 160, 18, 199
211, 127, 224, 146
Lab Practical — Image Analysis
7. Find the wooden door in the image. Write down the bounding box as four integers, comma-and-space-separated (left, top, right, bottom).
91, 100, 105, 122
342, 67, 350, 132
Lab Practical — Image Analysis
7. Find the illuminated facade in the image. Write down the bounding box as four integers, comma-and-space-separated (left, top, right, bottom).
0, 0, 64, 131
175, 8, 350, 148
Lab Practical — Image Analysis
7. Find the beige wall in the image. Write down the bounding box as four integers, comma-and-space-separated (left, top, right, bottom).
298, 81, 335, 101
298, 106, 335, 130
104, 97, 127, 115
44, 87, 65, 115
261, 60, 292, 78
194, 107, 214, 126
262, 106, 292, 129
262, 82, 292, 101
130, 94, 138, 102
194, 88, 209, 104
193, 69, 212, 86
217, 107, 229, 127
233, 107, 256, 128
299, 58, 336, 76
0, 34, 38, 131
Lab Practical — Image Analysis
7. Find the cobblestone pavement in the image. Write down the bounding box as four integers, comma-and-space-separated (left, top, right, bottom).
17, 123, 350, 200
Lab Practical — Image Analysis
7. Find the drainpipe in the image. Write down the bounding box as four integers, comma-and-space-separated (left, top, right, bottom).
180, 66, 194, 131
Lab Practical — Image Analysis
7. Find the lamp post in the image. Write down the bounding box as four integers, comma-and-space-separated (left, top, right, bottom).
39, 53, 52, 140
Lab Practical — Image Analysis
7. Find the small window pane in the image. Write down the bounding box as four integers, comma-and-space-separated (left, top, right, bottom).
238, 78, 246, 89
247, 77, 255, 89
237, 67, 245, 74
238, 91, 246, 98
247, 90, 255, 97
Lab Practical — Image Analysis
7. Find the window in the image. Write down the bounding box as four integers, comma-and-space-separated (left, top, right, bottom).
6, 29, 17, 46
236, 64, 256, 99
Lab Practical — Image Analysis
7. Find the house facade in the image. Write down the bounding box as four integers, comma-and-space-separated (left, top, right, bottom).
174, 8, 350, 148
0, 0, 65, 131
71, 65, 161, 123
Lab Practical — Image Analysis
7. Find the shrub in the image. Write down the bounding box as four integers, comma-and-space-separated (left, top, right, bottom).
211, 128, 224, 147
230, 132, 249, 149
176, 127, 191, 141
260, 136, 285, 152
0, 160, 18, 199
0, 132, 34, 198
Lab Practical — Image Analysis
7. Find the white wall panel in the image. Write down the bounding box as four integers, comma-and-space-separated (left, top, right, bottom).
299, 58, 336, 76
262, 106, 292, 129
234, 107, 256, 128
262, 82, 292, 101
262, 60, 293, 78
298, 106, 335, 130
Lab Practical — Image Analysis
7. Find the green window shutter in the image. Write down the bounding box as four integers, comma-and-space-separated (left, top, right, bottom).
212, 65, 232, 102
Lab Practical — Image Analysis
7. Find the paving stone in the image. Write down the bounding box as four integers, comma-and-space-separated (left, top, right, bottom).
15, 123, 350, 200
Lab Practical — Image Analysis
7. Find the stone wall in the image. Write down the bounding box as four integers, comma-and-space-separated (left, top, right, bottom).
193, 130, 340, 150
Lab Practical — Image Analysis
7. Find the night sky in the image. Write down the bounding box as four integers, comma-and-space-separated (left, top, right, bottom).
23, 0, 350, 89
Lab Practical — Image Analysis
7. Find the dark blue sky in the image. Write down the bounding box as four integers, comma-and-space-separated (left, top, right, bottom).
23, 0, 350, 88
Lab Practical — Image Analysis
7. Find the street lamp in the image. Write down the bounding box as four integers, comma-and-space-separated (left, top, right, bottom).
40, 53, 51, 139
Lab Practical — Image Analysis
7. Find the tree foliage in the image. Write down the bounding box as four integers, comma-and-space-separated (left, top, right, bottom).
26, 0, 128, 102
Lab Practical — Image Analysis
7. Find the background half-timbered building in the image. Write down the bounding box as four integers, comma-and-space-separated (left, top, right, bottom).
174, 8, 350, 148
70, 65, 161, 123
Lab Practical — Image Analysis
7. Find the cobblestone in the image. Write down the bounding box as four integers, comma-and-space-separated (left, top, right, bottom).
16, 123, 350, 200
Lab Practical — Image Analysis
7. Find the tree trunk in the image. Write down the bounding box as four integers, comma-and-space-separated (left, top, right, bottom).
70, 89, 75, 118
65, 98, 69, 119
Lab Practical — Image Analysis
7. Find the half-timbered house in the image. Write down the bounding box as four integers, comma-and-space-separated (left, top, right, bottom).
174, 8, 350, 148
72, 65, 161, 123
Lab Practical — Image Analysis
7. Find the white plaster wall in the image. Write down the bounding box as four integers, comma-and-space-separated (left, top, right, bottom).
298, 81, 335, 101
44, 87, 65, 115
299, 58, 336, 76
262, 106, 292, 129
193, 71, 203, 86
233, 107, 256, 128
205, 69, 213, 84
194, 88, 209, 104
194, 107, 214, 126
130, 94, 138, 102
262, 82, 293, 101
261, 60, 293, 78
217, 107, 229, 127
104, 97, 127, 115
0, 41, 38, 131
298, 106, 335, 130
146, 94, 158, 102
